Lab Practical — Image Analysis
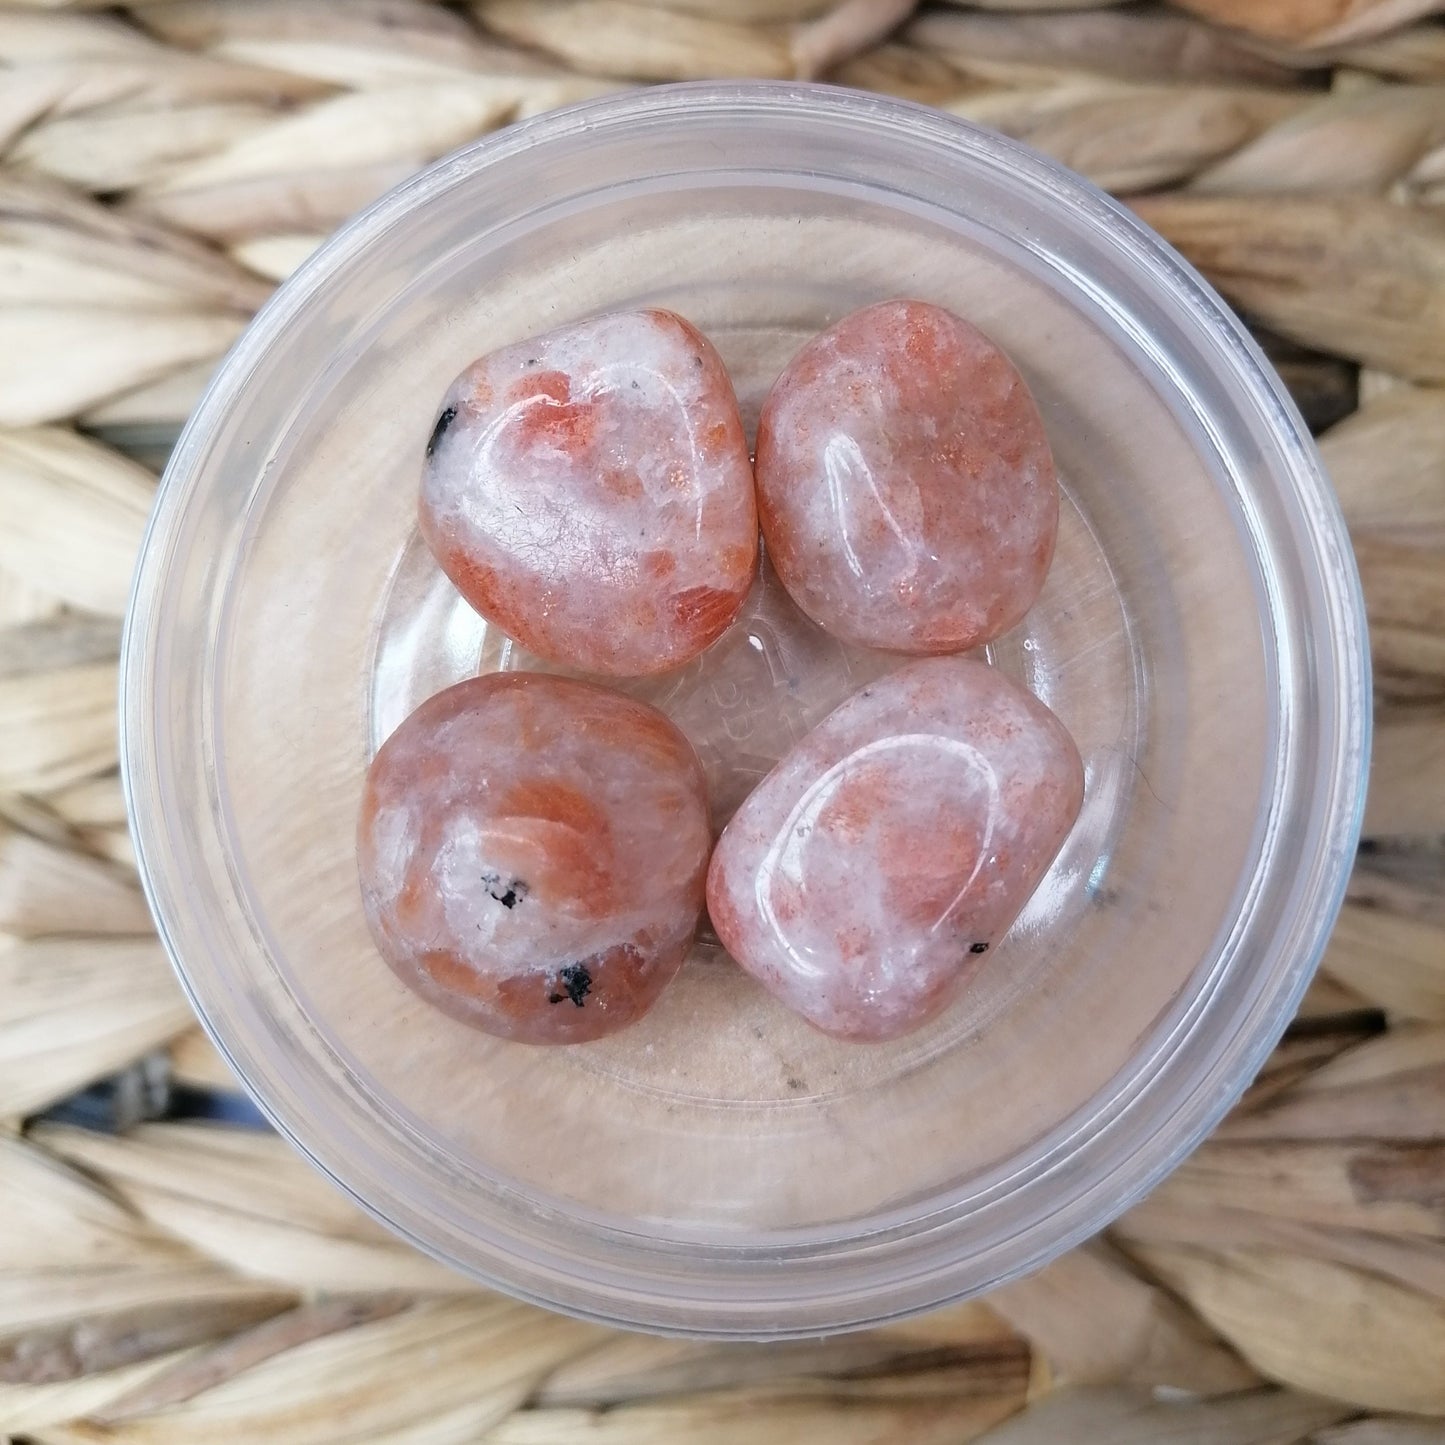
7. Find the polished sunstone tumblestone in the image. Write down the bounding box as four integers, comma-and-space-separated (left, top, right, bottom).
420, 308, 757, 677
707, 658, 1084, 1043
755, 299, 1058, 655
358, 673, 711, 1044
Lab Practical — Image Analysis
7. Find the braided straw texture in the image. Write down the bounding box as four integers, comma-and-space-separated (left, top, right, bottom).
2, 1, 1444, 1441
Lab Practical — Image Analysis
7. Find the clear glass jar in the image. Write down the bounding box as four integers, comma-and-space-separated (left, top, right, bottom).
122, 83, 1370, 1337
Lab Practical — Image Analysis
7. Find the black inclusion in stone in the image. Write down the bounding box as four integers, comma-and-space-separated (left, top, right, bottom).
426, 405, 457, 458
481, 873, 528, 910
969, 942, 989, 955
548, 963, 593, 1008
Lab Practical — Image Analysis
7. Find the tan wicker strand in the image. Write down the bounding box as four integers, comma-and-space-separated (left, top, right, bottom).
1169, 0, 1445, 49
0, 430, 154, 617
469, 0, 922, 82
1134, 1245, 1445, 1414
0, 939, 192, 1118
532, 1313, 1027, 1407
1316, 1421, 1445, 1443
1131, 194, 1445, 381
1137, 1136, 1445, 1238
1214, 1062, 1445, 1140
1115, 1200, 1445, 1302
1190, 83, 1445, 195
904, 6, 1308, 87
0, 824, 151, 936
1320, 386, 1445, 541
977, 1238, 1261, 1393
929, 1386, 1354, 1445
944, 82, 1309, 193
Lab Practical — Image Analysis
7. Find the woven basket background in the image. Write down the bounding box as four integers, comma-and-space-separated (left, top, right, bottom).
3, 1, 1444, 1441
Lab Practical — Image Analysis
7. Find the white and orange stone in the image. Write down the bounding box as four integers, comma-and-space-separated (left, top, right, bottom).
420, 309, 757, 677
755, 299, 1058, 655
707, 658, 1083, 1042
358, 673, 711, 1044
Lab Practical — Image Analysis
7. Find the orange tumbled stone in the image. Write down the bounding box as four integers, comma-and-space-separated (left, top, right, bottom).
755, 299, 1058, 654
357, 673, 711, 1044
420, 308, 758, 677
707, 659, 1083, 1042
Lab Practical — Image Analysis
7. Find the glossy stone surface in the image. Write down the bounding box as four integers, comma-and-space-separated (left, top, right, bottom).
358, 673, 711, 1044
420, 309, 757, 677
707, 658, 1084, 1042
755, 299, 1058, 654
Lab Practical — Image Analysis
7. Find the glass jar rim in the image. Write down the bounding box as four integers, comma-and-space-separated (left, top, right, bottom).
121, 81, 1371, 1336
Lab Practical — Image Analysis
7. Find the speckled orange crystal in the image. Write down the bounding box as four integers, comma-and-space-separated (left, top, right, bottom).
707, 658, 1084, 1042
420, 308, 757, 677
755, 299, 1059, 655
358, 673, 711, 1044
